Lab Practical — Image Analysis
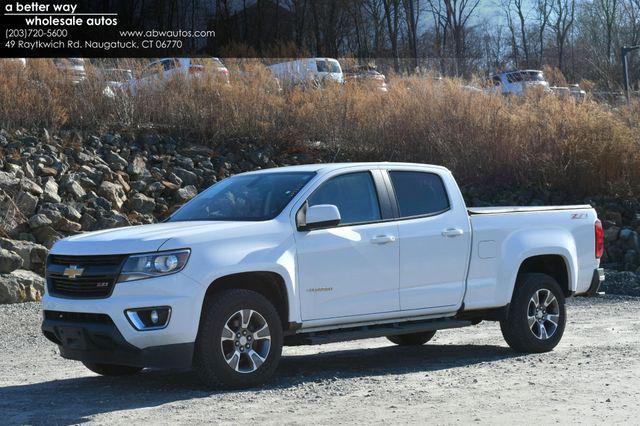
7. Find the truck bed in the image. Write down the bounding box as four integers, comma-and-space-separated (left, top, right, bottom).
464, 203, 599, 309
468, 205, 592, 215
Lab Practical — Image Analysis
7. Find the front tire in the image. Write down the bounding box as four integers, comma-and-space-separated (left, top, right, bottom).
82, 362, 142, 376
194, 289, 283, 389
500, 273, 566, 353
387, 330, 436, 346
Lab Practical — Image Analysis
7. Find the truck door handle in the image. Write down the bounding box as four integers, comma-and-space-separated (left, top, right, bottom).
442, 228, 464, 237
370, 235, 397, 244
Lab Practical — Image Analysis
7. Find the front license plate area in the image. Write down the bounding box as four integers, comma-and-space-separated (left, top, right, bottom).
57, 326, 87, 350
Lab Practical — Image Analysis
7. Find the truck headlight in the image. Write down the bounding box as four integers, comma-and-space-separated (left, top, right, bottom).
117, 249, 190, 282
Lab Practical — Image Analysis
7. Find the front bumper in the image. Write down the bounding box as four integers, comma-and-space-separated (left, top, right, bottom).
42, 312, 194, 369
41, 272, 206, 366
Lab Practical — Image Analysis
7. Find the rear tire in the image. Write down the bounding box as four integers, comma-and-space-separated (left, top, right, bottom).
386, 330, 436, 346
82, 362, 142, 376
194, 289, 283, 389
500, 273, 566, 353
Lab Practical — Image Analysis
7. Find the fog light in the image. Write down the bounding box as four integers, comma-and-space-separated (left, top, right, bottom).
125, 307, 171, 331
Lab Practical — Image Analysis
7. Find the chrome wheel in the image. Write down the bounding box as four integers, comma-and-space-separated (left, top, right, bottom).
220, 309, 271, 374
527, 288, 560, 340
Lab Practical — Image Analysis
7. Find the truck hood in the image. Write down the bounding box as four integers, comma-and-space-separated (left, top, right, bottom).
51, 221, 260, 256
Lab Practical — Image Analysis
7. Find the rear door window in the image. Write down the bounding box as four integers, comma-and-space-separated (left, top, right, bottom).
389, 171, 450, 218
307, 172, 381, 225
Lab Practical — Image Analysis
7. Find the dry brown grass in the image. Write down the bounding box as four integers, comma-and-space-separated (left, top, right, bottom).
0, 59, 639, 195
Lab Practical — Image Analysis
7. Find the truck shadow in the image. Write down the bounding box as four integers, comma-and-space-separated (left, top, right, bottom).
1, 343, 519, 424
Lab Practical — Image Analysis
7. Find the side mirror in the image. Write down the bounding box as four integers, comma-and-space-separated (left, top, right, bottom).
301, 204, 341, 231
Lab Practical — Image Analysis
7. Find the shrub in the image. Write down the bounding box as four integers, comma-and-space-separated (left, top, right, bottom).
0, 58, 638, 196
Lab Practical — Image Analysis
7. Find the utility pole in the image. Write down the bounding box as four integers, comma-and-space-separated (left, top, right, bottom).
622, 45, 640, 106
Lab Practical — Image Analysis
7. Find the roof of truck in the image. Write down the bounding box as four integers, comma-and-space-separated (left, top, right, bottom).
244, 162, 450, 174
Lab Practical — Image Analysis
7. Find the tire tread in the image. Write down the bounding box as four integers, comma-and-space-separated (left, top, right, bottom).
193, 289, 283, 389
500, 273, 566, 353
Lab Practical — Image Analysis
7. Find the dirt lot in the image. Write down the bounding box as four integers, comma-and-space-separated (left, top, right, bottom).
1, 296, 639, 425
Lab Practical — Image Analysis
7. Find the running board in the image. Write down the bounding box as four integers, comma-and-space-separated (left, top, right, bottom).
284, 318, 472, 346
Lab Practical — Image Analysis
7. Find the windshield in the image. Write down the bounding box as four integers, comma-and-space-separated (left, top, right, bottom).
169, 172, 315, 222
508, 71, 545, 83
317, 59, 341, 73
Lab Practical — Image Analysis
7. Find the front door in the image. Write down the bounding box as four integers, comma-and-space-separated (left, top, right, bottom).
295, 171, 400, 321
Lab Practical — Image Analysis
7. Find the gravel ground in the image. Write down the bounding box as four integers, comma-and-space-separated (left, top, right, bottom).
1, 296, 640, 425
602, 270, 640, 297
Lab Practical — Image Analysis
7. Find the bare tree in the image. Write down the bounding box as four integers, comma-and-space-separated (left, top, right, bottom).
514, 0, 531, 65
501, 0, 521, 66
402, 0, 423, 69
382, 0, 402, 71
534, 0, 553, 66
362, 0, 388, 56
595, 0, 620, 64
282, 0, 309, 49
426, 0, 451, 73
443, 0, 481, 74
551, 0, 575, 73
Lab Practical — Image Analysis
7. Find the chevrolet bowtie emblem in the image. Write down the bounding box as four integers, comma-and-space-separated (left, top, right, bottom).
63, 265, 84, 279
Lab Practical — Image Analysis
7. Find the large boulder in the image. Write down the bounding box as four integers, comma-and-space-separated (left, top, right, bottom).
131, 192, 156, 214
42, 177, 61, 203
0, 171, 20, 193
175, 185, 197, 202
104, 151, 128, 170
64, 179, 87, 199
28, 213, 52, 229
19, 178, 43, 196
0, 191, 25, 237
54, 217, 82, 233
0, 238, 47, 274
127, 156, 149, 177
619, 228, 639, 251
99, 181, 127, 210
0, 248, 23, 273
0, 269, 45, 303
14, 190, 38, 216
32, 225, 63, 249
173, 168, 198, 186
604, 226, 620, 243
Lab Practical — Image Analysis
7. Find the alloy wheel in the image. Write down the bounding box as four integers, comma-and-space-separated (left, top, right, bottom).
220, 309, 271, 373
527, 288, 560, 340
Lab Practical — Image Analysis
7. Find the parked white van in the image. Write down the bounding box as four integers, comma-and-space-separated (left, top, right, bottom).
268, 58, 344, 87
487, 69, 550, 96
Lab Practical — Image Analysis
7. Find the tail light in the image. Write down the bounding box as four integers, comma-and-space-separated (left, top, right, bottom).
594, 219, 604, 258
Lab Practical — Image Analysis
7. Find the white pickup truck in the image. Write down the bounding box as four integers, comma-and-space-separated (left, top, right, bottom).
42, 163, 604, 388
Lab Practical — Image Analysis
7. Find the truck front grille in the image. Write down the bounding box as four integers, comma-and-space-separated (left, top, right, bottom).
46, 254, 127, 299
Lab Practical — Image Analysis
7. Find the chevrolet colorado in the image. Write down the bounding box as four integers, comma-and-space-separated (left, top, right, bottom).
41, 163, 604, 388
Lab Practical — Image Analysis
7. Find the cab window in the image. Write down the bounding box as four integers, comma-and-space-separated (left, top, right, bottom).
307, 172, 381, 225
389, 171, 450, 218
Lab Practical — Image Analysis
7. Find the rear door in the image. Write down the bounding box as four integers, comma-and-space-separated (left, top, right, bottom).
385, 169, 471, 311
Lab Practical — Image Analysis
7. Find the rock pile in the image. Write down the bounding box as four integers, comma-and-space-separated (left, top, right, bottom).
0, 129, 319, 303
1, 128, 639, 302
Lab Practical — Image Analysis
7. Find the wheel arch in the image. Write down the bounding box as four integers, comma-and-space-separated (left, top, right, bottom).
202, 271, 291, 331
498, 228, 578, 305
516, 254, 572, 297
